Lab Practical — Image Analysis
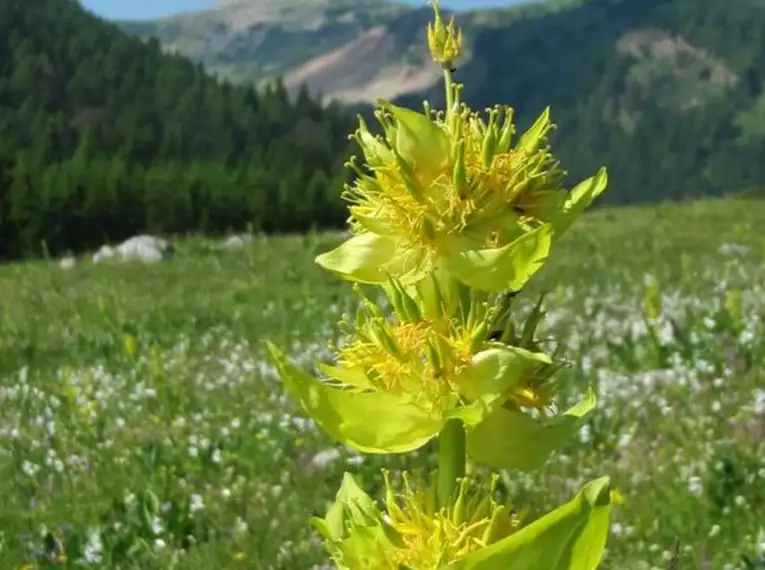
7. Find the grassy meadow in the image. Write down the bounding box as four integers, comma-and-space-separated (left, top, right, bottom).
0, 197, 764, 569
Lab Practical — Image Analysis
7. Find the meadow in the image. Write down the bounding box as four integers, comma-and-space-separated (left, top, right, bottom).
0, 197, 764, 570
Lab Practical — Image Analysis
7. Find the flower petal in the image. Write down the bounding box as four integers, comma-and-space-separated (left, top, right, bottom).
448, 477, 613, 570
443, 224, 552, 292
466, 388, 596, 471
266, 342, 443, 454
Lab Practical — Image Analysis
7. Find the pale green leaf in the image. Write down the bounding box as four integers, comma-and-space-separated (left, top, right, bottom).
313, 472, 380, 542
357, 117, 395, 169
446, 477, 612, 570
352, 213, 399, 237
266, 342, 442, 454
315, 233, 401, 283
555, 168, 608, 236
316, 362, 376, 391
313, 473, 400, 570
443, 225, 552, 292
466, 389, 597, 471
457, 346, 552, 404
516, 107, 552, 155
409, 265, 464, 321
378, 101, 450, 183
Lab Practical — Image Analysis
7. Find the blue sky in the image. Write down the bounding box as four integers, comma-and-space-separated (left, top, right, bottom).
80, 0, 531, 21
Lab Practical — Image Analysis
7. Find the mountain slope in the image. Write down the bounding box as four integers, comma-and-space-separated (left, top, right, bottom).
118, 0, 583, 104
436, 0, 765, 203
119, 0, 430, 103
0, 0, 355, 259
122, 0, 765, 203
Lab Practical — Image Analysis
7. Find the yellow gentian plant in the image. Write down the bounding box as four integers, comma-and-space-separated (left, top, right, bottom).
266, 3, 613, 568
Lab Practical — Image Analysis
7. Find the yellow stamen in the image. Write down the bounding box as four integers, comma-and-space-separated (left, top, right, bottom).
383, 473, 524, 569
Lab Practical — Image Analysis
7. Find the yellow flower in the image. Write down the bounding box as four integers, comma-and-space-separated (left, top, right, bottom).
316, 97, 606, 292
267, 281, 596, 470
610, 488, 626, 506
123, 332, 138, 359
313, 471, 614, 570
314, 2, 608, 293
382, 471, 524, 568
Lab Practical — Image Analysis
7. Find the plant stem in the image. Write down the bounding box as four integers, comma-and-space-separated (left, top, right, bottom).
444, 67, 454, 115
437, 418, 466, 509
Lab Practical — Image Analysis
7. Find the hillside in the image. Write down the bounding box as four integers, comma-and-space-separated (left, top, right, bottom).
119, 0, 439, 104
0, 0, 355, 260
122, 0, 765, 203
118, 0, 579, 105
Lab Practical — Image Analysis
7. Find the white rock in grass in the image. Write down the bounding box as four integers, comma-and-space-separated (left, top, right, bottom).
93, 235, 174, 264
117, 235, 173, 263
92, 245, 116, 264
221, 234, 253, 249
59, 256, 76, 270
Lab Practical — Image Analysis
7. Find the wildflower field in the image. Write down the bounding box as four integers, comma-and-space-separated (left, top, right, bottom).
0, 197, 764, 569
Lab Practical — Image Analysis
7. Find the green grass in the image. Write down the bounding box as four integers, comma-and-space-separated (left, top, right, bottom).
1, 197, 764, 569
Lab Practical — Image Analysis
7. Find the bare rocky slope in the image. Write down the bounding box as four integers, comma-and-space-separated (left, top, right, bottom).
120, 0, 765, 203
118, 0, 576, 104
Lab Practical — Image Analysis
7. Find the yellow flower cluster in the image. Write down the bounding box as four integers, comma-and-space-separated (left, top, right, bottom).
267, 2, 616, 569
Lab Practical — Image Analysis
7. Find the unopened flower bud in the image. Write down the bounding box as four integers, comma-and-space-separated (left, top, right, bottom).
427, 2, 463, 67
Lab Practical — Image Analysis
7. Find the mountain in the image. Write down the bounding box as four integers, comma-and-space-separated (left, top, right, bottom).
120, 0, 765, 203
117, 0, 584, 105
119, 0, 435, 104
0, 0, 355, 259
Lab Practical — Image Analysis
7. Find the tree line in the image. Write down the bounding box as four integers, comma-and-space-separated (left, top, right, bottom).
0, 0, 356, 259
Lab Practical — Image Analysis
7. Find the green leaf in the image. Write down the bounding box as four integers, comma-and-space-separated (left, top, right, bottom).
313, 472, 380, 541
313, 473, 397, 569
446, 477, 613, 570
378, 101, 450, 184
357, 116, 395, 169
315, 362, 376, 391
444, 225, 552, 292
456, 346, 552, 404
466, 389, 596, 471
315, 233, 399, 283
516, 107, 552, 155
352, 213, 399, 237
316, 233, 429, 285
266, 342, 443, 454
555, 168, 608, 236
409, 266, 464, 321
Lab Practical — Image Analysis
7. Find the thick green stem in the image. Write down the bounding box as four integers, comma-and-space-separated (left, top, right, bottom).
444, 67, 454, 114
437, 418, 466, 509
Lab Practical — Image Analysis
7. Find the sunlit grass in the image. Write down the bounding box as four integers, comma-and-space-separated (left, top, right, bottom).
1, 197, 764, 569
